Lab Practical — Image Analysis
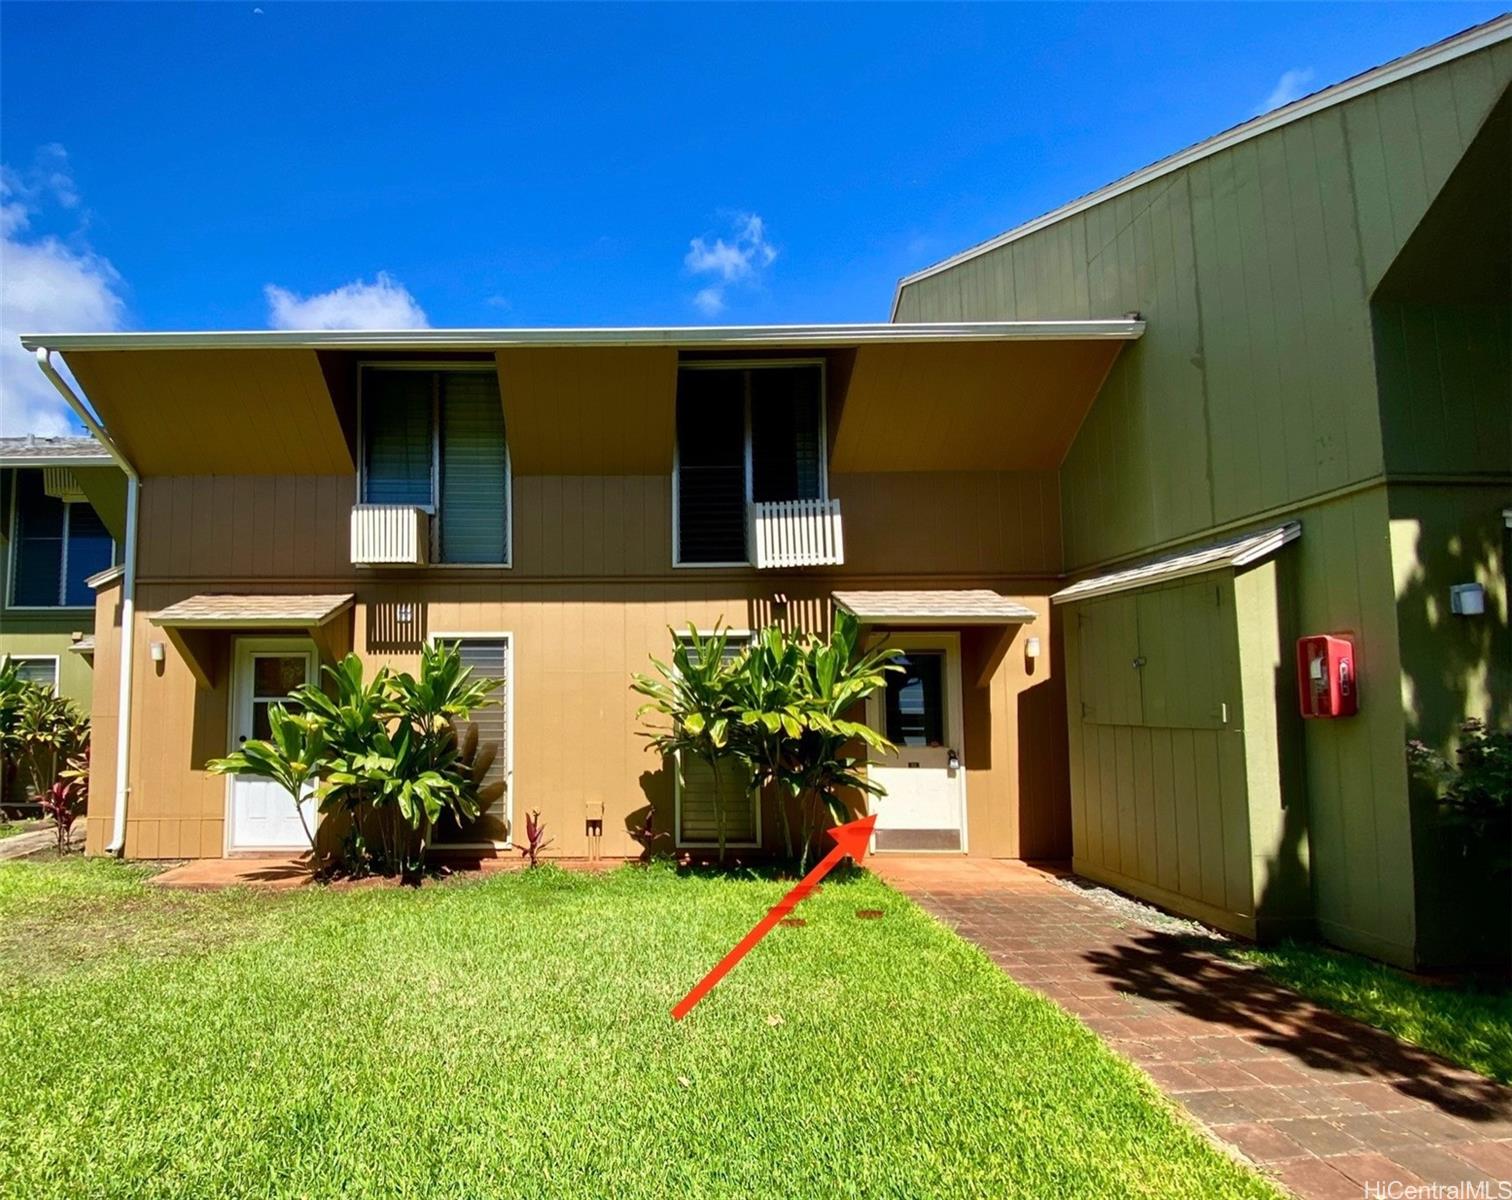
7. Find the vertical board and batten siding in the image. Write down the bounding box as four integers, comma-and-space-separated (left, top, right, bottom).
1064, 574, 1259, 935
132, 469, 1064, 582
895, 43, 1511, 571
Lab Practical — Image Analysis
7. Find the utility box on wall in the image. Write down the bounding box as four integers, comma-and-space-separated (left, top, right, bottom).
1297, 635, 1357, 718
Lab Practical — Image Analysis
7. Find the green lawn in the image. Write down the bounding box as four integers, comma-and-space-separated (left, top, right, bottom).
0, 858, 1276, 1200
1236, 940, 1512, 1085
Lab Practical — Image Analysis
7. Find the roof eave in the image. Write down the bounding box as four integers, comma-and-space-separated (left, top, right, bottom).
20, 319, 1145, 354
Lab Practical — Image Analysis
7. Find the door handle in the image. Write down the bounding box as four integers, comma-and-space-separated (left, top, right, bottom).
947, 748, 961, 772
239, 736, 248, 744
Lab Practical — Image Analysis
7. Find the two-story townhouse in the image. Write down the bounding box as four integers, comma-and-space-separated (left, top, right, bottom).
20, 322, 1140, 867
894, 17, 1511, 970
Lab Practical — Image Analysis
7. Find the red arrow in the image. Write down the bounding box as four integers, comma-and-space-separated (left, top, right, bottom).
671, 813, 877, 1021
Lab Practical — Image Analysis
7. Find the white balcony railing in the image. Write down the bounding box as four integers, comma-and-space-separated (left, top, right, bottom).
351, 504, 429, 566
748, 497, 845, 569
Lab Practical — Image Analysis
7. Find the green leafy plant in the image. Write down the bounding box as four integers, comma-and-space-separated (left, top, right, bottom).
1408, 719, 1512, 873
0, 661, 91, 837
208, 705, 328, 860
632, 625, 743, 862
207, 645, 499, 877
632, 613, 899, 868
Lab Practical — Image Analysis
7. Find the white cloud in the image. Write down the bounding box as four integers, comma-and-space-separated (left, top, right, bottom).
684, 212, 776, 315
263, 271, 429, 330
1256, 68, 1315, 115
0, 148, 127, 436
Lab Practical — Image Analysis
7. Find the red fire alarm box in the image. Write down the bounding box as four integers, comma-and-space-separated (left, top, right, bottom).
1296, 635, 1357, 718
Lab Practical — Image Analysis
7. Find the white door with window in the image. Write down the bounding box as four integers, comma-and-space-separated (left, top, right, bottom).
226, 639, 317, 851
867, 634, 967, 852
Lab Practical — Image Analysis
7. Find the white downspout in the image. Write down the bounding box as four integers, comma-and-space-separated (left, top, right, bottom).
35, 348, 139, 857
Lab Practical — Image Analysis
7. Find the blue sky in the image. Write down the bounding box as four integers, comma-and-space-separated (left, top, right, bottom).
1, 2, 1505, 431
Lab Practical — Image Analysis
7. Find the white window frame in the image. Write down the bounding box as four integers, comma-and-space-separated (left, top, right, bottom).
671, 359, 829, 569
6, 471, 116, 611
428, 631, 514, 850
6, 654, 60, 691
356, 362, 514, 569
670, 629, 761, 849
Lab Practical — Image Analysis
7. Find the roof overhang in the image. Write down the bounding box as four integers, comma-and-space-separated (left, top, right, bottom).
0, 453, 113, 468
148, 593, 355, 688
150, 593, 354, 628
21, 320, 1144, 353
834, 589, 1038, 626
1051, 522, 1300, 605
68, 636, 95, 657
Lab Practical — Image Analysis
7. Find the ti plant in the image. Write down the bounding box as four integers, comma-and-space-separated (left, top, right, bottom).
631, 612, 901, 869
208, 705, 329, 861
515, 808, 553, 867
0, 658, 91, 846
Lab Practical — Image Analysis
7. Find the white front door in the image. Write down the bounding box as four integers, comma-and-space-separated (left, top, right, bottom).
227, 639, 317, 852
867, 634, 967, 852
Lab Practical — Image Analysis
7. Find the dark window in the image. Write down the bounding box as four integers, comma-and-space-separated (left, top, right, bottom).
9, 471, 115, 608
885, 651, 946, 747
675, 364, 824, 564
676, 369, 747, 564
361, 368, 509, 564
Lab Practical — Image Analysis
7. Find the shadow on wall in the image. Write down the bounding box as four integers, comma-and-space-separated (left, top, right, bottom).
1394, 505, 1511, 969
366, 599, 428, 654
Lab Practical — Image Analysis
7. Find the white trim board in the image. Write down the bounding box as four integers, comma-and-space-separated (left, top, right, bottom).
890, 14, 1512, 317
22, 319, 1146, 354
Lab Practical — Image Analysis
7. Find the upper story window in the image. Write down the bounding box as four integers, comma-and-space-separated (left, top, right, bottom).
674, 362, 826, 565
7, 471, 114, 609
359, 366, 510, 565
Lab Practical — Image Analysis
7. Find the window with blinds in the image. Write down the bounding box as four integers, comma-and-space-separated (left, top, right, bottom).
674, 363, 825, 565
7, 470, 115, 608
437, 636, 510, 845
360, 367, 510, 564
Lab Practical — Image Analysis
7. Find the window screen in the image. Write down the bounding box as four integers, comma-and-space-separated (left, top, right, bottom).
9, 657, 59, 690
750, 366, 822, 503
9, 471, 115, 608
439, 373, 509, 564
676, 369, 747, 563
361, 371, 434, 507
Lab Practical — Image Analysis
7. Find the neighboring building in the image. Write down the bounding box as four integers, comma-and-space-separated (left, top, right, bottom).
894, 18, 1511, 969
17, 18, 1508, 973
0, 435, 125, 703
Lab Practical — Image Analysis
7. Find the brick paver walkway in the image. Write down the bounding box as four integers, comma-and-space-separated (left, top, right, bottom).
873, 857, 1512, 1200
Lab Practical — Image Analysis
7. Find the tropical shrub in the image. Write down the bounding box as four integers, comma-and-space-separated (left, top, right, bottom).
208, 644, 500, 876
633, 612, 900, 867
1408, 719, 1512, 873
0, 659, 91, 843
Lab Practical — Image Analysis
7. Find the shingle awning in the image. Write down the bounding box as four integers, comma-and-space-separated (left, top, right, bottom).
150, 593, 354, 628
833, 589, 1038, 625
1051, 522, 1300, 605
148, 594, 355, 689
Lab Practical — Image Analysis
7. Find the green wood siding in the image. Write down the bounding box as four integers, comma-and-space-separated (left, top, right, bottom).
896, 43, 1512, 572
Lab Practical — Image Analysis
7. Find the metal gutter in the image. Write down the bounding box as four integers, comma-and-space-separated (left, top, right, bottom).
20, 318, 1144, 353
890, 14, 1512, 318
34, 349, 140, 858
